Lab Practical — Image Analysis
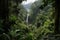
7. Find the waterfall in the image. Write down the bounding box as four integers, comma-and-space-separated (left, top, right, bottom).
26, 13, 29, 27
21, 0, 37, 27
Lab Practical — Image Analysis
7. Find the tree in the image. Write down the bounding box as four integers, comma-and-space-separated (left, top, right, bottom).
0, 0, 23, 33
54, 0, 60, 34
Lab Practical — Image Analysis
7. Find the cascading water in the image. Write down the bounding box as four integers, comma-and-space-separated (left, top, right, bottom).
26, 11, 29, 27
21, 0, 37, 27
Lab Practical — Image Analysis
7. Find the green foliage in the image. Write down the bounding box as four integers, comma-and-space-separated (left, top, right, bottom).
9, 14, 17, 22
0, 0, 56, 40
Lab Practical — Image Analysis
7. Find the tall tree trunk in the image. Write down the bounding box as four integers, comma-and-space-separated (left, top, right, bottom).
0, 0, 9, 33
55, 0, 60, 34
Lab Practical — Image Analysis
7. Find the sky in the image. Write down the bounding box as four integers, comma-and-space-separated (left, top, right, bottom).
21, 0, 38, 12
22, 0, 37, 5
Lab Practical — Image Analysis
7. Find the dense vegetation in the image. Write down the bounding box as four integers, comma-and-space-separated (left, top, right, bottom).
0, 0, 60, 40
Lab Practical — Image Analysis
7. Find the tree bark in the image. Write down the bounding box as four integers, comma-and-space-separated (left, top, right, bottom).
0, 0, 9, 33
55, 0, 60, 34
